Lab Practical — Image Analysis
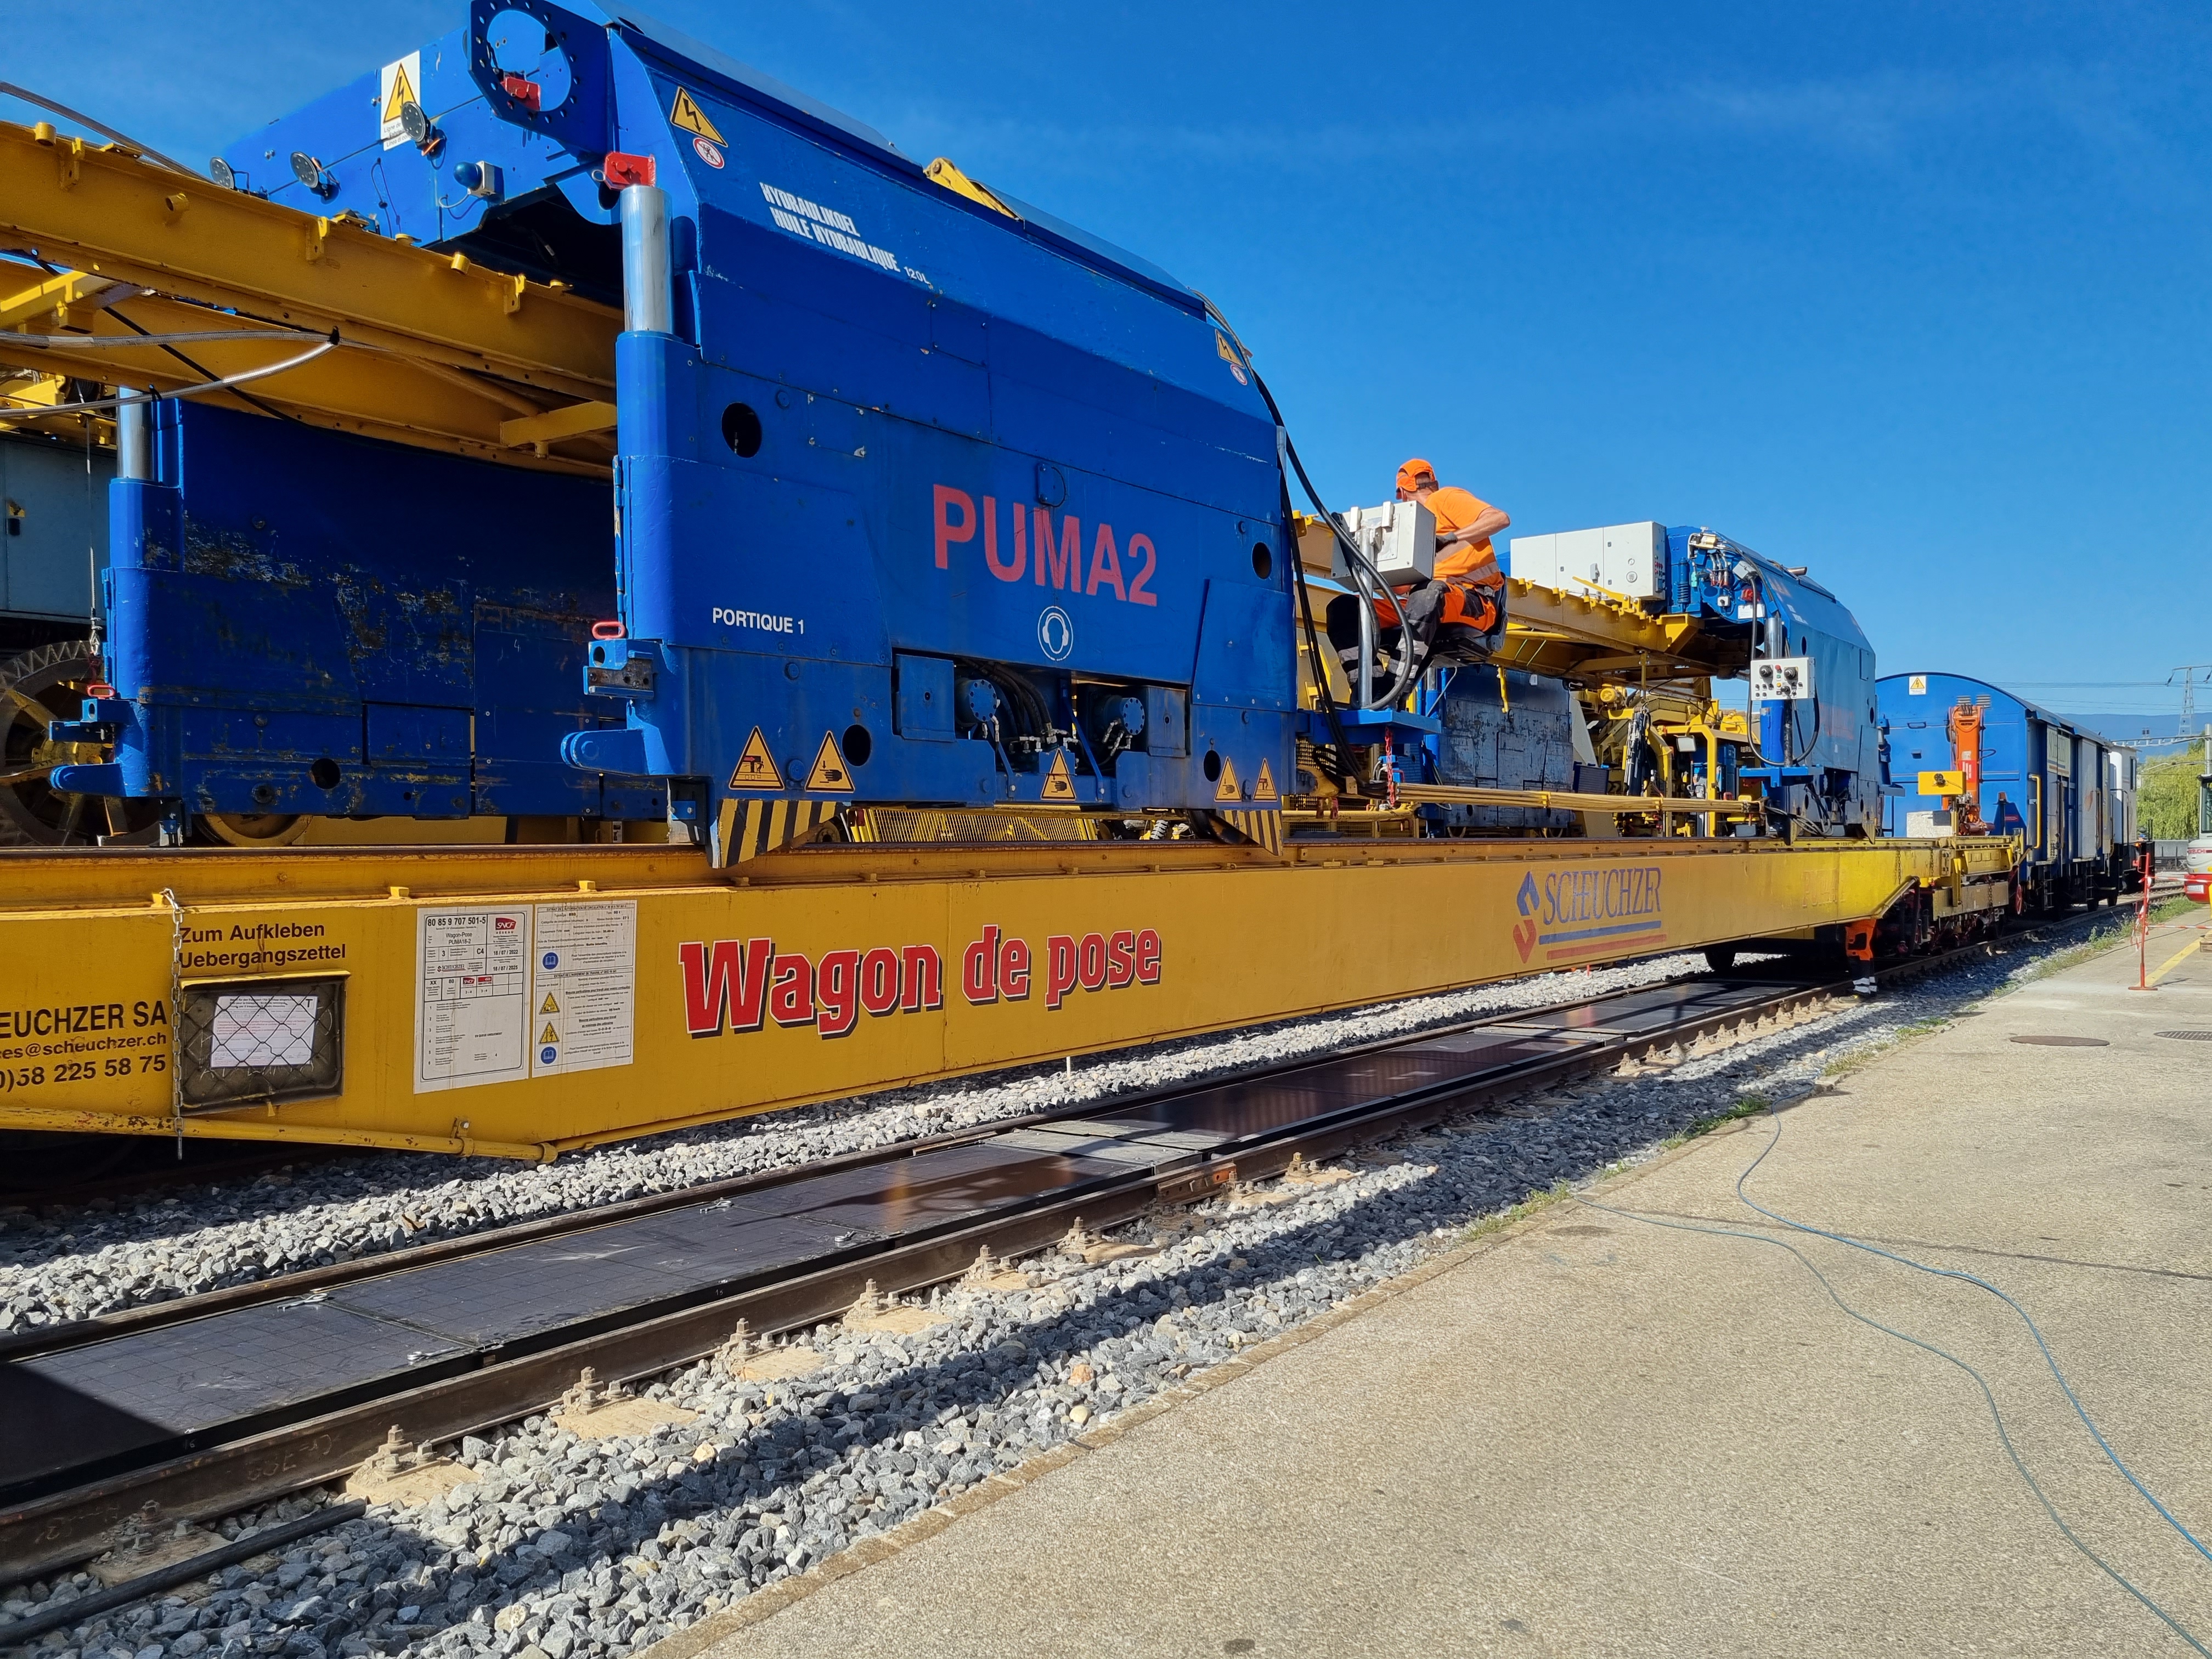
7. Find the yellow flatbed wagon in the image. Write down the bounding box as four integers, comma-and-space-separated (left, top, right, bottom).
0, 834, 2015, 1160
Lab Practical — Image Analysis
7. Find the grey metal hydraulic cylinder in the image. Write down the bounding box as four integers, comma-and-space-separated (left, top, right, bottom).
620, 185, 673, 335
116, 392, 150, 481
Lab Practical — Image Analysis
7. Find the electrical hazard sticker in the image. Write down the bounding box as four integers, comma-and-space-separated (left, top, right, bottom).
669, 86, 724, 143
539, 1022, 560, 1046
1041, 750, 1077, 802
1214, 330, 1249, 385
380, 52, 422, 150
1212, 757, 1243, 803
804, 731, 855, 794
1251, 759, 1278, 803
728, 727, 784, 791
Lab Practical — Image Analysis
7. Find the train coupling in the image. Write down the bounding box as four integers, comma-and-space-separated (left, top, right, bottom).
47, 695, 133, 745
584, 636, 658, 702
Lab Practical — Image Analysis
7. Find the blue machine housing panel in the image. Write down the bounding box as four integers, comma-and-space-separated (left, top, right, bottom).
95, 403, 660, 821
218, 3, 1296, 842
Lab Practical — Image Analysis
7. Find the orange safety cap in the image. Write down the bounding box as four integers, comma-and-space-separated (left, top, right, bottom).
1396, 458, 1437, 494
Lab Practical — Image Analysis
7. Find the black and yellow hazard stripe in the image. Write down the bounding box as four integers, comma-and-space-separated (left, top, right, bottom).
1211, 808, 1284, 856
713, 798, 845, 867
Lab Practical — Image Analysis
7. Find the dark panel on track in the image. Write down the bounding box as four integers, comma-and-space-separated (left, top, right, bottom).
0, 977, 1799, 1506
7, 1301, 471, 1491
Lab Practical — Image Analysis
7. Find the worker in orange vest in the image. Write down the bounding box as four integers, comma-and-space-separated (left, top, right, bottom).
1327, 459, 1510, 699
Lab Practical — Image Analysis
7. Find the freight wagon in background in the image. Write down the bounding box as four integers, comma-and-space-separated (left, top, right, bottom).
1877, 671, 2139, 910
0, 428, 111, 846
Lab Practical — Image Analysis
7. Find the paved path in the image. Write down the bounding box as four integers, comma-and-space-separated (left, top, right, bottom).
685, 915, 2212, 1658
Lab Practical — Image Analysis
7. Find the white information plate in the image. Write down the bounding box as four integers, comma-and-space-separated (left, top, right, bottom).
210, 992, 319, 1070
529, 901, 637, 1077
414, 902, 639, 1093
415, 908, 533, 1092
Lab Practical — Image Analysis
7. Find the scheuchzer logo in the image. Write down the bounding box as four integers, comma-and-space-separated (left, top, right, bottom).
1511, 866, 1666, 964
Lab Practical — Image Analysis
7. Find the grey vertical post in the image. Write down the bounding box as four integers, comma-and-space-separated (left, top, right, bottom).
620, 185, 672, 335
116, 391, 150, 481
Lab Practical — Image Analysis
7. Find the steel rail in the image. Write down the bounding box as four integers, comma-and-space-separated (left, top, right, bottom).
0, 974, 1736, 1364
0, 938, 2025, 1583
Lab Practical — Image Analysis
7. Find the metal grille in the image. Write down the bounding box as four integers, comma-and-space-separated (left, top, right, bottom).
2155, 1031, 2212, 1042
178, 977, 345, 1110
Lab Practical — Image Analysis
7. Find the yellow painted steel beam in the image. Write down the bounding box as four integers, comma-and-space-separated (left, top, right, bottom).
1390, 782, 1741, 816
500, 399, 619, 448
0, 122, 616, 397
0, 268, 110, 329
1492, 578, 1743, 681
0, 836, 2018, 1160
0, 300, 612, 475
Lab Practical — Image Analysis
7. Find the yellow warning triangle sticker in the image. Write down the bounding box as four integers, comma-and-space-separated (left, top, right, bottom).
1251, 758, 1278, 803
804, 730, 856, 794
1041, 749, 1077, 802
669, 87, 724, 143
384, 61, 417, 123
1213, 756, 1243, 803
539, 992, 559, 1015
727, 727, 783, 791
539, 1023, 559, 1046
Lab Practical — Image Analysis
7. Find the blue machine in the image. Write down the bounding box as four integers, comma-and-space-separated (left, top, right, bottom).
1877, 672, 2138, 907
1499, 522, 1881, 837
67, 402, 661, 825
127, 2, 1293, 861
1666, 527, 1881, 838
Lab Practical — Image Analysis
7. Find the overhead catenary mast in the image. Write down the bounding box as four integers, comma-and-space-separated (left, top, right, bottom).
2169, 664, 2212, 740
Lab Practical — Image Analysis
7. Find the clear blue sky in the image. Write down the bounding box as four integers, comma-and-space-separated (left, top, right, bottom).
13, 2, 2209, 737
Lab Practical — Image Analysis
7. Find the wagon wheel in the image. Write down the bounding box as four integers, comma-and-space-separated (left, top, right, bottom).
0, 637, 162, 847
199, 811, 312, 848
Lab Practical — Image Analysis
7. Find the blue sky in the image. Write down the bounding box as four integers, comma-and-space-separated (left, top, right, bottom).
13, 2, 2210, 737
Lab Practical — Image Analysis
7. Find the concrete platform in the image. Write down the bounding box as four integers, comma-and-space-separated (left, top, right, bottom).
682, 916, 2212, 1658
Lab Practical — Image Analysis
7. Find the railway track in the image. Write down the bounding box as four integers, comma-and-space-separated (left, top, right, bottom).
0, 918, 2105, 1594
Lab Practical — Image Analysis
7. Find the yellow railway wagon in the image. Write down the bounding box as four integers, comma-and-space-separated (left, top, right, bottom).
0, 836, 2015, 1160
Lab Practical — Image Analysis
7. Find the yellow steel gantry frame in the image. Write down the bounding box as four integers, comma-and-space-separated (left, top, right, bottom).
0, 121, 617, 473
1489, 575, 1745, 682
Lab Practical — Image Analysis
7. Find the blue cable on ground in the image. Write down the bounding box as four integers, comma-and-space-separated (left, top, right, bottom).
1573, 1189, 2210, 1655
1731, 1109, 2212, 1571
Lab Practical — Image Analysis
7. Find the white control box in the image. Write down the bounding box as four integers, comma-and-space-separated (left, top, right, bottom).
1749, 656, 1816, 701
1506, 521, 1666, 601
1334, 500, 1436, 583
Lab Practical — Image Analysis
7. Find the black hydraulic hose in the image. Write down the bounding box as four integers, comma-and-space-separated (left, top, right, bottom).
1271, 407, 1416, 712
1197, 297, 1415, 714
1191, 297, 1352, 781
0, 82, 201, 179
20, 252, 306, 427
1271, 436, 1353, 786
13, 338, 337, 415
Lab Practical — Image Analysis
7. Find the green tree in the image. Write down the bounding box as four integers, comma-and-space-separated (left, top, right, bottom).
2141, 749, 2207, 839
